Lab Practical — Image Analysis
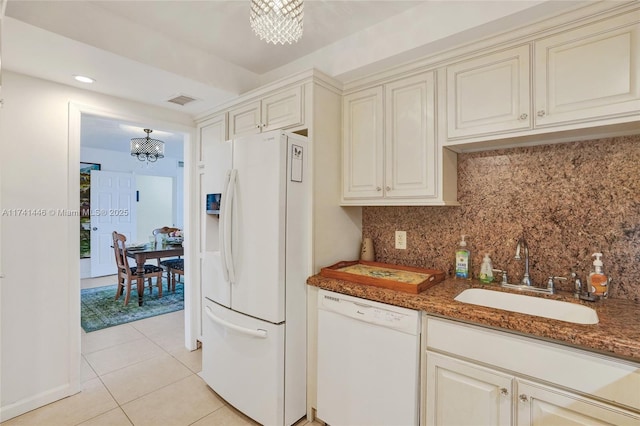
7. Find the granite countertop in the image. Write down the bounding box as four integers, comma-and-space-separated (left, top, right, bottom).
307, 274, 640, 364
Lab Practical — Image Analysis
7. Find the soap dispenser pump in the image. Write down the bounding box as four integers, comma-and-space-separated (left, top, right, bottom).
455, 235, 471, 279
587, 252, 609, 298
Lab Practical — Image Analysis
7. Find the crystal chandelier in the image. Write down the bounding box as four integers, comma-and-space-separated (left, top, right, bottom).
250, 0, 304, 45
130, 129, 165, 163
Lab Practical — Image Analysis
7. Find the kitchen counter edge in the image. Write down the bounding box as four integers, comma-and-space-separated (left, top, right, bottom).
307, 274, 640, 364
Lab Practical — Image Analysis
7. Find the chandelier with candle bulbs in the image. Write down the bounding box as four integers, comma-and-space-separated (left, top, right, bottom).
130, 129, 165, 163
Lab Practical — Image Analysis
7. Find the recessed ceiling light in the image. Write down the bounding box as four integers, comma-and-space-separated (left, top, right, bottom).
73, 75, 95, 84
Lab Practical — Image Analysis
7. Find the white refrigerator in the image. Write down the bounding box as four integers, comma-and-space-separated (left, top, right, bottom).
200, 130, 310, 426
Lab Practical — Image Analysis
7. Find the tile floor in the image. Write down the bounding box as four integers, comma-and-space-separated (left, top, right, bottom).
2, 310, 321, 426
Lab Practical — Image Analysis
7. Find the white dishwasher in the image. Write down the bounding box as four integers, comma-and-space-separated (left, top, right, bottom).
317, 289, 421, 426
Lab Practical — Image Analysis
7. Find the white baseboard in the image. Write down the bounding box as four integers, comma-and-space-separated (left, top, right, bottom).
0, 382, 80, 422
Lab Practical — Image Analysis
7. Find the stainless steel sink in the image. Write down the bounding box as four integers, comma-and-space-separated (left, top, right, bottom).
454, 288, 599, 325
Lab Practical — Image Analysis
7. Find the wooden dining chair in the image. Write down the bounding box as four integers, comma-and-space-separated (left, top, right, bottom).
153, 226, 182, 288
112, 231, 164, 305
167, 259, 184, 292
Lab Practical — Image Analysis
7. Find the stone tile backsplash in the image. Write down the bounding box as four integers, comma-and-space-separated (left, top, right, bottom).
363, 134, 640, 301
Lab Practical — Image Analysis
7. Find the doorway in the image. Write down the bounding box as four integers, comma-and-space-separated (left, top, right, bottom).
69, 102, 198, 356
80, 114, 184, 279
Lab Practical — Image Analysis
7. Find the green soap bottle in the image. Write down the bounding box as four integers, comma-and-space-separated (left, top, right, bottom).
455, 235, 471, 279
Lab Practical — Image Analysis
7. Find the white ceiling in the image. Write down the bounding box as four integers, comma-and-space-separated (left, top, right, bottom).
81, 114, 185, 159
2, 0, 589, 153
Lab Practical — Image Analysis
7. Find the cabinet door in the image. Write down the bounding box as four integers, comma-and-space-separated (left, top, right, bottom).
446, 45, 531, 139
385, 72, 436, 199
534, 13, 640, 126
261, 86, 303, 132
228, 101, 261, 139
342, 86, 384, 200
199, 113, 228, 254
426, 352, 512, 426
516, 380, 640, 426
199, 113, 227, 164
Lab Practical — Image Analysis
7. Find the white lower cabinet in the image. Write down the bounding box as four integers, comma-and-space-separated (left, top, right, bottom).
423, 317, 640, 426
426, 352, 512, 426
516, 379, 639, 426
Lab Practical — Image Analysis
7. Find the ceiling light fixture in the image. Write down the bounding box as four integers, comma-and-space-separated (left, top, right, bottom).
73, 75, 95, 83
130, 129, 165, 163
250, 0, 303, 45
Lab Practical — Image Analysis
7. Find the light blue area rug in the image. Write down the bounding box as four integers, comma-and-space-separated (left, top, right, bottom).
81, 281, 183, 332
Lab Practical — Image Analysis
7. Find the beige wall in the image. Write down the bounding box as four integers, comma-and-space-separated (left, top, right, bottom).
0, 71, 193, 420
363, 135, 640, 301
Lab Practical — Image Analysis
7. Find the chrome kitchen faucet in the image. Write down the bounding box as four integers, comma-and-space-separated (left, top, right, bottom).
514, 235, 532, 286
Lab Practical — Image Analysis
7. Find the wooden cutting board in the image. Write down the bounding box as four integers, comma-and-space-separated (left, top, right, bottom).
320, 260, 445, 294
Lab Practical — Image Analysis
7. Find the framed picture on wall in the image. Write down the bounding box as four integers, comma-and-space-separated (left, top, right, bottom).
80, 162, 100, 258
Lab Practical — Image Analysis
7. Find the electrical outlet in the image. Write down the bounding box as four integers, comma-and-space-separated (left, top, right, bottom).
395, 231, 407, 250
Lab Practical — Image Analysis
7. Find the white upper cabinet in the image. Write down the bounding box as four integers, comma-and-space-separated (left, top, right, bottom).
442, 8, 640, 147
228, 86, 303, 139
261, 86, 304, 133
446, 45, 531, 139
385, 73, 437, 199
342, 72, 453, 205
228, 101, 261, 138
199, 113, 228, 165
534, 12, 640, 127
342, 86, 384, 200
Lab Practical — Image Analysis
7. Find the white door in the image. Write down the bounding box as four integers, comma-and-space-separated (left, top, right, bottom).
203, 137, 232, 307
534, 13, 640, 126
446, 45, 531, 139
200, 299, 285, 426
230, 132, 287, 323
90, 170, 137, 277
342, 86, 384, 200
426, 352, 513, 426
261, 86, 303, 132
516, 379, 640, 426
228, 101, 261, 139
135, 175, 173, 240
385, 72, 437, 199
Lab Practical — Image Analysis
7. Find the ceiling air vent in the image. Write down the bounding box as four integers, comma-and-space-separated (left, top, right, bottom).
167, 94, 198, 106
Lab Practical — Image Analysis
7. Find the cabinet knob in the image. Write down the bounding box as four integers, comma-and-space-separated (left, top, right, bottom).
500, 388, 509, 396
537, 110, 546, 117
376, 187, 382, 192
385, 186, 391, 191
519, 113, 528, 120
519, 394, 529, 403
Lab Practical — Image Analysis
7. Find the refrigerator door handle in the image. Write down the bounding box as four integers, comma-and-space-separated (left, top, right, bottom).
223, 169, 238, 284
205, 306, 268, 338
219, 170, 231, 283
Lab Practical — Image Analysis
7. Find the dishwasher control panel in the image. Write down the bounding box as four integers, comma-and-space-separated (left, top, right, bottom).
318, 289, 420, 335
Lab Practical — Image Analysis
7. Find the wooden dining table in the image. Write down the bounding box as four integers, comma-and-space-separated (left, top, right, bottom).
126, 243, 184, 306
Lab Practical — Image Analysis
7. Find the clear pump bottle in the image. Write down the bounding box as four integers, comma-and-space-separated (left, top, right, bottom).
479, 253, 494, 284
